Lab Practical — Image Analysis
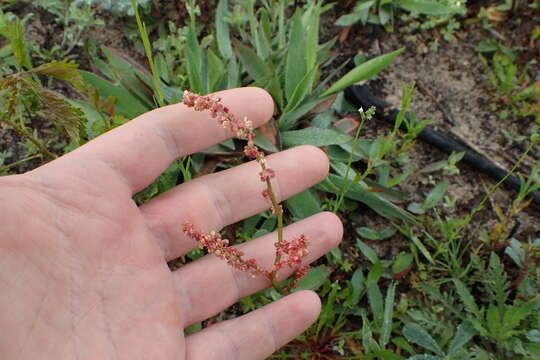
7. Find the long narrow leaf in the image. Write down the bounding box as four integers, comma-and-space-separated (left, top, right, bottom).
285, 10, 307, 101
185, 25, 203, 93
317, 174, 417, 223
321, 48, 404, 97
234, 40, 270, 81
216, 0, 233, 59
381, 282, 397, 347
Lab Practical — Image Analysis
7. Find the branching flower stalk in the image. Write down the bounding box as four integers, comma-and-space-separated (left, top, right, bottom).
181, 91, 310, 294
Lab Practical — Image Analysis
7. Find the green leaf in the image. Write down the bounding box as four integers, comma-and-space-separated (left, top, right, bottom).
422, 180, 448, 210
317, 174, 417, 223
281, 128, 352, 147
304, 2, 320, 72
283, 66, 317, 114
295, 265, 329, 291
502, 299, 538, 333
368, 283, 384, 328
285, 189, 321, 220
186, 25, 203, 94
0, 12, 31, 69
206, 49, 225, 92
80, 70, 149, 119
216, 0, 233, 60
453, 279, 481, 316
234, 40, 270, 81
392, 252, 413, 274
285, 10, 307, 101
335, 0, 376, 26
402, 323, 443, 355
399, 0, 455, 16
335, 12, 362, 26
366, 261, 383, 287
356, 226, 396, 240
30, 60, 84, 90
357, 239, 379, 264
344, 268, 365, 307
486, 305, 502, 338
411, 236, 434, 263
253, 130, 278, 153
448, 321, 475, 355
278, 94, 324, 130
226, 55, 240, 89
321, 48, 404, 97
381, 282, 397, 347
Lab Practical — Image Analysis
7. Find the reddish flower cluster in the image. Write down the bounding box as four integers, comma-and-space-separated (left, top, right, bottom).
259, 168, 276, 182
274, 235, 310, 271
181, 91, 311, 292
182, 223, 267, 277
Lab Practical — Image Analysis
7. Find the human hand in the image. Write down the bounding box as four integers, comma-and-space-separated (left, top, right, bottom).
0, 87, 343, 359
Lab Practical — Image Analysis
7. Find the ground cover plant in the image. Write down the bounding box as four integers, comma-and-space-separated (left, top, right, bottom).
1, 0, 539, 359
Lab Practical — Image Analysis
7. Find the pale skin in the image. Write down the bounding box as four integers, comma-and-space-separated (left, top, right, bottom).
0, 87, 343, 359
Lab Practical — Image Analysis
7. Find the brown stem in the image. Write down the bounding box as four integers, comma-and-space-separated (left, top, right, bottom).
259, 161, 285, 294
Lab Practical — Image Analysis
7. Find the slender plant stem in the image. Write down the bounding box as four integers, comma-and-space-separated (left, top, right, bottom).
3, 117, 56, 160
0, 154, 41, 172
131, 0, 165, 107
263, 165, 286, 294
333, 112, 367, 213
465, 137, 538, 225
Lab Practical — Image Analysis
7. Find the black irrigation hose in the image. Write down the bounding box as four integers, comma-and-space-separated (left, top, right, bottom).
344, 85, 540, 206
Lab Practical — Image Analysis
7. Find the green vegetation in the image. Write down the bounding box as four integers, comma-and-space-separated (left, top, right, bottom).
1, 0, 539, 358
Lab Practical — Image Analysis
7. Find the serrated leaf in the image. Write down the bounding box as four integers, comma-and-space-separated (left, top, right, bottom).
453, 279, 481, 316
403, 323, 443, 355
486, 305, 502, 339
281, 128, 352, 147
30, 60, 85, 90
321, 48, 403, 97
502, 300, 538, 333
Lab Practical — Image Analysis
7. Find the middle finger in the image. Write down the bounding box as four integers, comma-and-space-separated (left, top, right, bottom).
140, 145, 329, 261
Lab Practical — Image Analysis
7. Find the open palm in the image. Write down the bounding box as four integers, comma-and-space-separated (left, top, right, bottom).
0, 88, 342, 359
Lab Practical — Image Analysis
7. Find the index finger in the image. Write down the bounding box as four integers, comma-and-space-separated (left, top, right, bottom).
36, 87, 274, 194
